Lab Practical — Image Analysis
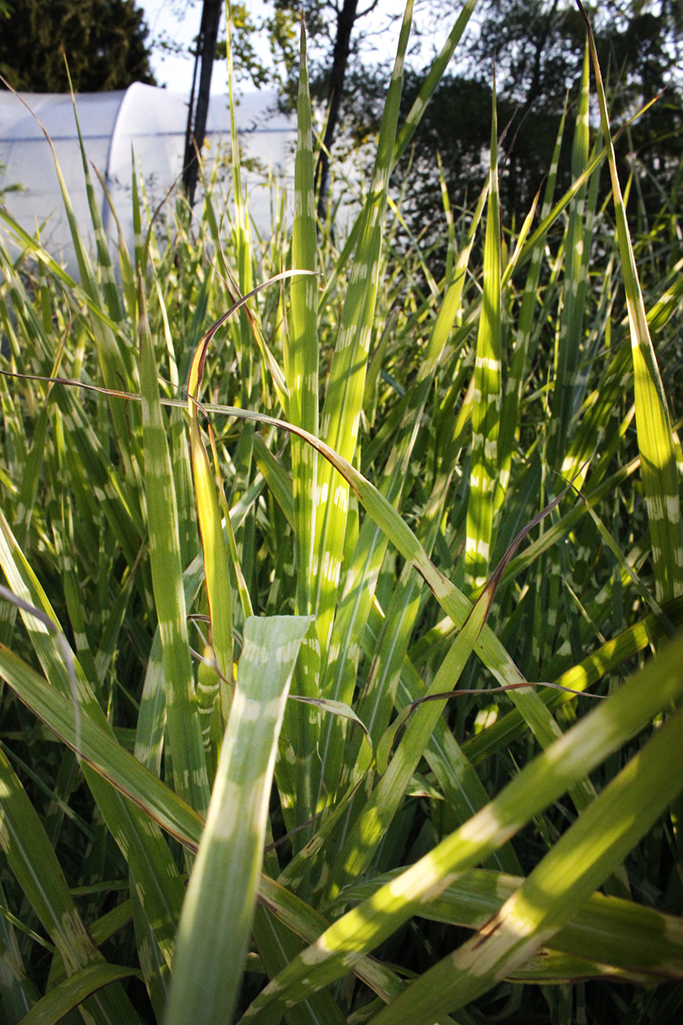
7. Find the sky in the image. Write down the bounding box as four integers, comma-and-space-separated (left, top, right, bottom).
138, 1, 457, 97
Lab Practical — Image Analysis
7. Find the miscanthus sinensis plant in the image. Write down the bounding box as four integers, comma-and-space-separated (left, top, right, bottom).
0, 2, 683, 1023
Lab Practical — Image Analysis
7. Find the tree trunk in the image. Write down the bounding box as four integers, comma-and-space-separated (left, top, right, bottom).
183, 0, 222, 207
315, 0, 359, 222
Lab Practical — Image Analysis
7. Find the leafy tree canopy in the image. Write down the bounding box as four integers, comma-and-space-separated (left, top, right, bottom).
0, 0, 155, 92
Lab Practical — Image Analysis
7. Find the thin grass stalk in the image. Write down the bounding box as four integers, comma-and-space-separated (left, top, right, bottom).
464, 85, 501, 593
313, 0, 414, 656
547, 46, 591, 472
497, 105, 567, 503
577, 1, 683, 603
187, 319, 234, 722
138, 280, 210, 816
277, 18, 324, 854
287, 16, 319, 612
0, 876, 39, 1022
325, 567, 507, 900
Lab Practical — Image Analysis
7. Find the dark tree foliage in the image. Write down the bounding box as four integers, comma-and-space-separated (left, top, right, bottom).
341, 0, 683, 263
0, 0, 155, 92
463, 0, 683, 217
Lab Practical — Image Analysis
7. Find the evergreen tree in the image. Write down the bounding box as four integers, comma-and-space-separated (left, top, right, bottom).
0, 0, 155, 92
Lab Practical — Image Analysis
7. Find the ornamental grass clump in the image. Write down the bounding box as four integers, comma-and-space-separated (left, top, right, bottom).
0, 1, 682, 1023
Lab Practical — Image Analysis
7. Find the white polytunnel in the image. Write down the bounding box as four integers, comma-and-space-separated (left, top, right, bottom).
0, 82, 296, 272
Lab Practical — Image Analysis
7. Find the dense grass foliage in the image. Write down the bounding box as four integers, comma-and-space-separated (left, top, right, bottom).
0, 3, 683, 1023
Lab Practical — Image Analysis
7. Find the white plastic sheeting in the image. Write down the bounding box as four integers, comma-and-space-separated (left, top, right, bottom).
0, 82, 295, 270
